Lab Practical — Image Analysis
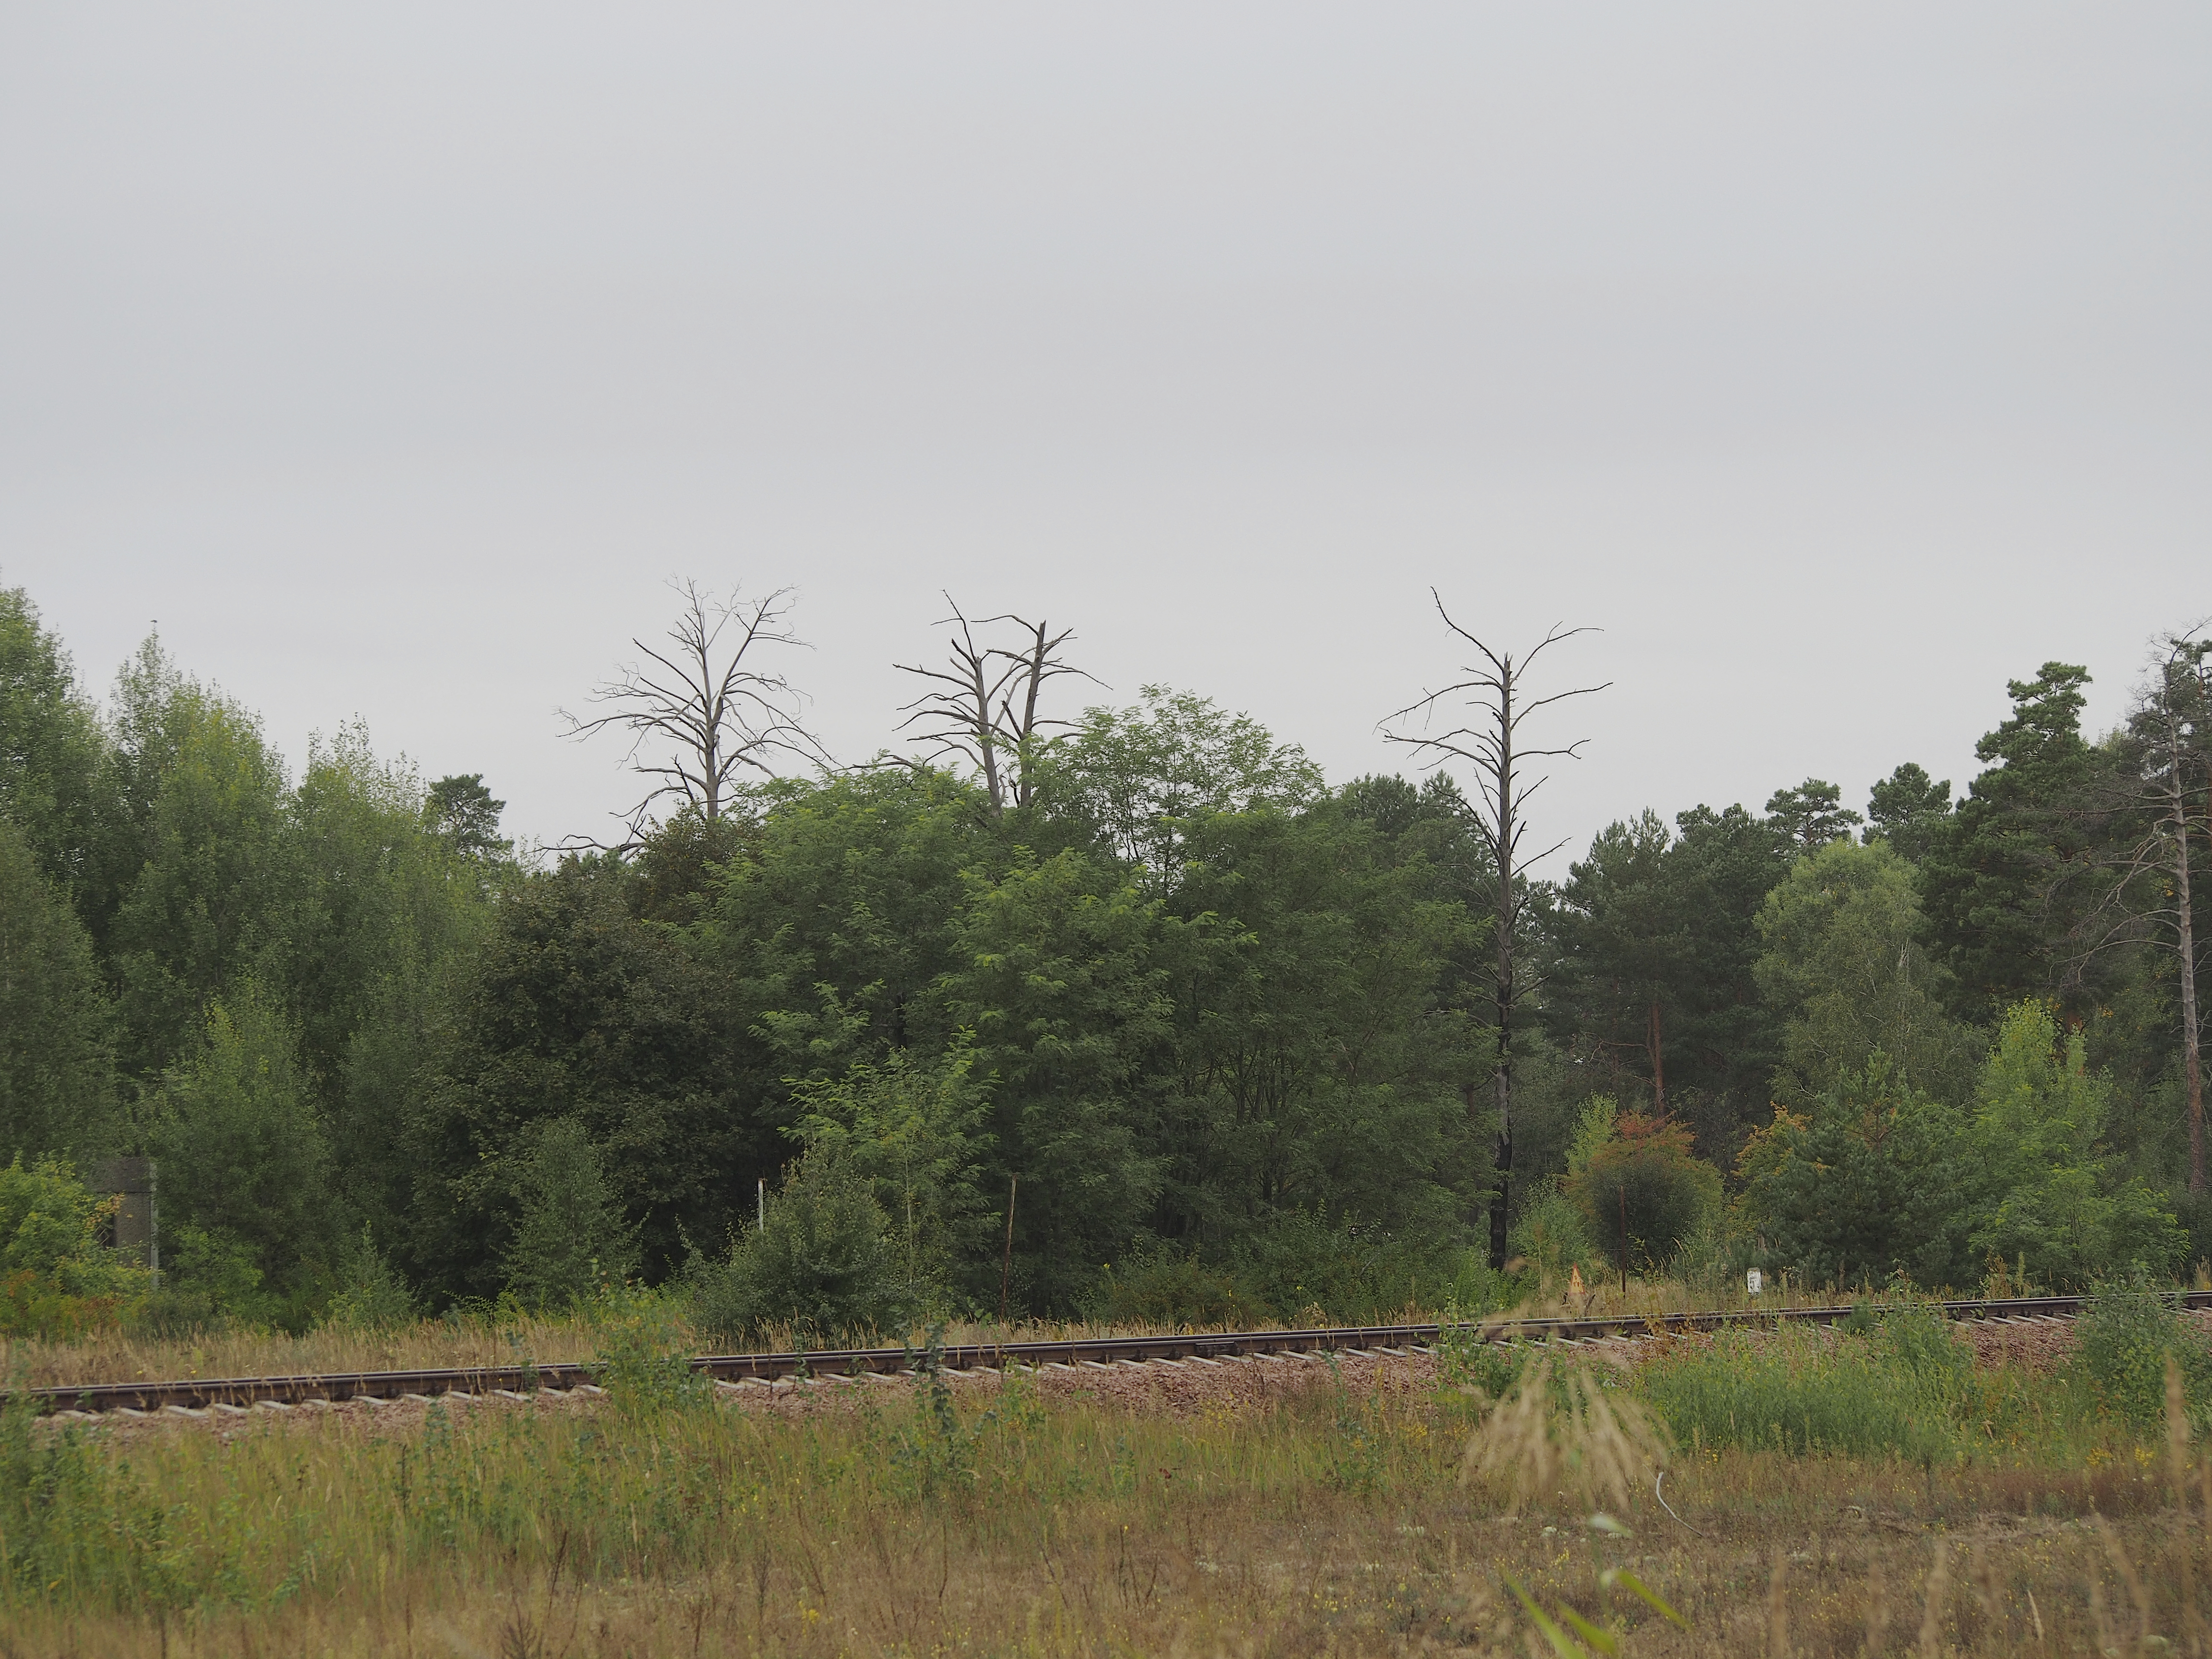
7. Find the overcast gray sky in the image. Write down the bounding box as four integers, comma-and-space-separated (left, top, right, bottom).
3, 3, 2206, 863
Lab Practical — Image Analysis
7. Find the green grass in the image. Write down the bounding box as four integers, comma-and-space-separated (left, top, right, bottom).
12, 1294, 2212, 1652
1, 1350, 2210, 1654
1636, 1313, 1980, 1461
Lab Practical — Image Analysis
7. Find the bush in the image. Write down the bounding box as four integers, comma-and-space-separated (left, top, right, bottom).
588, 1282, 709, 1414
687, 1152, 907, 1346
501, 1117, 637, 1312
2067, 1281, 2212, 1430
1566, 1113, 1720, 1273
1733, 1059, 1974, 1291
788, 1042, 992, 1318
1435, 1326, 1545, 1401
144, 1224, 278, 1331
1966, 1006, 2186, 1287
1509, 1186, 1604, 1282
1097, 1247, 1268, 1328
0, 1156, 148, 1337
1224, 1209, 1490, 1323
319, 1225, 418, 1332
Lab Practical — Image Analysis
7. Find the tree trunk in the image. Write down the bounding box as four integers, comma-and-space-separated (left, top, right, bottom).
1382, 601, 1606, 1275
2184, 773, 2204, 1194
1490, 677, 1515, 1271
1647, 1000, 1666, 1117
2156, 685, 2206, 1196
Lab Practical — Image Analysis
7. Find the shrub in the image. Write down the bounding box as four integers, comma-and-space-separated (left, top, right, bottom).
1225, 1208, 1487, 1323
1509, 1186, 1604, 1283
1733, 1058, 1974, 1291
1566, 1113, 1720, 1273
688, 1152, 907, 1346
1966, 1006, 2186, 1287
319, 1225, 418, 1332
145, 1224, 278, 1331
1097, 1247, 1267, 1328
2067, 1281, 2212, 1430
1435, 1326, 1545, 1401
788, 1041, 993, 1318
0, 1156, 148, 1337
501, 1117, 637, 1312
588, 1282, 709, 1414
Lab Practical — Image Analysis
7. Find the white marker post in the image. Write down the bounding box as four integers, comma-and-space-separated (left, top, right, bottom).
1745, 1268, 1763, 1297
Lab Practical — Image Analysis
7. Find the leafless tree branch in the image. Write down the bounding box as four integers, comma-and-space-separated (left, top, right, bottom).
1380, 589, 1606, 1269
558, 577, 833, 847
893, 596, 1101, 818
2052, 624, 2212, 1190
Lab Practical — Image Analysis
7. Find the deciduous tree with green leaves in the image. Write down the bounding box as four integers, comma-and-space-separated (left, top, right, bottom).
1754, 837, 1975, 1106
1966, 1002, 2184, 1285
1041, 686, 1324, 878
0, 587, 107, 903
0, 818, 120, 1161
105, 673, 290, 1082
788, 1040, 994, 1312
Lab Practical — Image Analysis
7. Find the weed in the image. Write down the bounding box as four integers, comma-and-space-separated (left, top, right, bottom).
1462, 1354, 1669, 1514
1637, 1322, 1972, 1462
1434, 1310, 1543, 1401
1322, 1359, 1389, 1494
884, 1322, 975, 1497
588, 1282, 709, 1415
2069, 1279, 2212, 1429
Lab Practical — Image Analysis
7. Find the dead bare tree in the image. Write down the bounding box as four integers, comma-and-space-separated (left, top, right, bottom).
894, 597, 1097, 819
1384, 593, 1608, 1270
2064, 629, 2212, 1193
561, 579, 831, 843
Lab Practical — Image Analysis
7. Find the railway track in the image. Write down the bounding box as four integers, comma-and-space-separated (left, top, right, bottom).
24, 1290, 2212, 1419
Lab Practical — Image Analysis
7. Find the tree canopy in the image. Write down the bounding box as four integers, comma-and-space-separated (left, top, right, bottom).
0, 579, 2204, 1330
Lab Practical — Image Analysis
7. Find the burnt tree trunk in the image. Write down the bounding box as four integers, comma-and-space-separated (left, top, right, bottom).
1489, 667, 1517, 1270
1385, 596, 1607, 1273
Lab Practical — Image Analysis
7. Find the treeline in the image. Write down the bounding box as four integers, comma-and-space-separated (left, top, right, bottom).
1, 581, 2207, 1336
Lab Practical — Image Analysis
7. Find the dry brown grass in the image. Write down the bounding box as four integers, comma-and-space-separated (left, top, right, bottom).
7, 1458, 2211, 1655
0, 1310, 1246, 1392
0, 1267, 2024, 1396
1460, 1354, 1670, 1515
9, 1348, 2212, 1656
0, 1310, 602, 1389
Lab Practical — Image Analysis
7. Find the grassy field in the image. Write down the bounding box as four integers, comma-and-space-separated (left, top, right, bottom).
4, 1301, 2211, 1656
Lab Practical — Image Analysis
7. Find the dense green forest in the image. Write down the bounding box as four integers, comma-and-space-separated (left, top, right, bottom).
4, 579, 2209, 1336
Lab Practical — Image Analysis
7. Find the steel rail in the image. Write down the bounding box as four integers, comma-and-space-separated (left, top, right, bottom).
24, 1290, 2212, 1417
